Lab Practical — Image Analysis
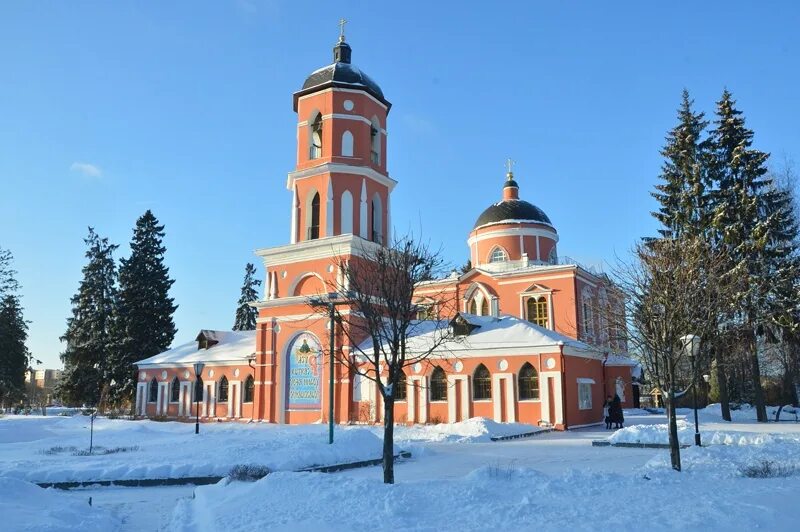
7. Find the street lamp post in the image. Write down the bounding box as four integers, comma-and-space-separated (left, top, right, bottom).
310, 292, 350, 445
193, 362, 205, 435
681, 334, 702, 446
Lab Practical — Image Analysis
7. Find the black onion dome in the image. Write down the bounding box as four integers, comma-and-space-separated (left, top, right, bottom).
473, 200, 553, 229
293, 39, 390, 111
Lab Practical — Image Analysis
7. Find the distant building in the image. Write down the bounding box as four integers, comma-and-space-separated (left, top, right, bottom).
25, 369, 62, 405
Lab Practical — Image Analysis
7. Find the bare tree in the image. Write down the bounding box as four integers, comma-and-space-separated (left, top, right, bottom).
611, 236, 735, 470
310, 235, 455, 484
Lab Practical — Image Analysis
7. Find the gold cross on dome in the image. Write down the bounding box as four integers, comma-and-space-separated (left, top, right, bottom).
505, 158, 515, 175
338, 18, 348, 41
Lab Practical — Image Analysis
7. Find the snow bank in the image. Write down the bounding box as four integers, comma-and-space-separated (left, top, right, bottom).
170, 465, 800, 531
386, 417, 544, 443
0, 416, 382, 483
609, 419, 800, 447
0, 477, 118, 531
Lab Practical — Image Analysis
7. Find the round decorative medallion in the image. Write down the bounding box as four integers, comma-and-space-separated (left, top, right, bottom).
183, 370, 190, 379
327, 264, 335, 273
139, 371, 146, 381
234, 368, 240, 378
546, 357, 556, 369
413, 362, 422, 374
454, 361, 463, 372
281, 270, 287, 278
208, 369, 215, 378
161, 370, 168, 380
498, 359, 509, 371
343, 99, 354, 111
274, 324, 281, 334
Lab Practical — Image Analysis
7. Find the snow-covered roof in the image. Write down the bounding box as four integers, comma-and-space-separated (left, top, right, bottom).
135, 330, 256, 366
605, 353, 643, 379
356, 314, 600, 359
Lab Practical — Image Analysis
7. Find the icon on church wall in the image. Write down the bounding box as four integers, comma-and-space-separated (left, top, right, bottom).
286, 332, 323, 410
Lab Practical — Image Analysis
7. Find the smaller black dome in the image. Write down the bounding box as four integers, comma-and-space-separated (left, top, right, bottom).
473, 200, 553, 229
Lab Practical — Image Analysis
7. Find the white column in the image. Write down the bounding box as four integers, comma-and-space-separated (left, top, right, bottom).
326, 177, 334, 237
264, 271, 271, 302
359, 178, 368, 239
290, 184, 298, 244
491, 374, 516, 423
269, 271, 277, 300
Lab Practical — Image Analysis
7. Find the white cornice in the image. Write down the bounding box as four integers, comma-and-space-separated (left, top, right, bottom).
286, 163, 397, 192
297, 87, 389, 112
467, 226, 559, 246
255, 233, 382, 267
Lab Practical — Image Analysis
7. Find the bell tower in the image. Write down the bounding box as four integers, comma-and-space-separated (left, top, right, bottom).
288, 25, 395, 245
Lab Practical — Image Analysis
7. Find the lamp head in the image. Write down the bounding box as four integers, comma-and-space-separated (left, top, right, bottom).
702, 374, 710, 383
193, 362, 205, 376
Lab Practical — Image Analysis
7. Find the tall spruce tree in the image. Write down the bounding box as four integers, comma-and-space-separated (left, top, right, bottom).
59, 229, 119, 406
233, 263, 261, 331
0, 248, 29, 408
651, 90, 711, 238
111, 210, 177, 406
708, 90, 775, 422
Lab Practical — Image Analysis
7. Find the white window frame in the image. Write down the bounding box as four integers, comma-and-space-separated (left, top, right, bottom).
577, 379, 593, 410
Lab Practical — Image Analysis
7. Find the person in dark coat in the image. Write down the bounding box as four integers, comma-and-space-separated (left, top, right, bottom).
609, 394, 625, 429
603, 395, 613, 429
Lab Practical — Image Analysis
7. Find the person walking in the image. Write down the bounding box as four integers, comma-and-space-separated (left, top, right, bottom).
610, 394, 625, 429
603, 395, 613, 429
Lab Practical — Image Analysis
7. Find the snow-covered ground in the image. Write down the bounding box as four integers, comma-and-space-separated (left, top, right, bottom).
2, 410, 800, 531
0, 414, 382, 483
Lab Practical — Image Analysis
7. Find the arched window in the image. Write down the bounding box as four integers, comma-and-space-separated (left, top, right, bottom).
170, 376, 180, 403
341, 130, 354, 157
489, 247, 508, 263
430, 367, 447, 402
518, 363, 539, 400
310, 114, 323, 159
469, 298, 478, 314
480, 298, 489, 317
370, 117, 381, 164
526, 296, 548, 328
308, 192, 320, 240
371, 194, 383, 244
243, 375, 254, 403
148, 378, 158, 403
582, 298, 594, 340
395, 372, 407, 401
194, 377, 204, 402
218, 376, 229, 403
472, 364, 491, 400
340, 190, 354, 234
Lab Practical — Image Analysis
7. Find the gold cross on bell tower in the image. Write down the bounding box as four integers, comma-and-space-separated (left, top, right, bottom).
338, 18, 348, 42
505, 158, 515, 178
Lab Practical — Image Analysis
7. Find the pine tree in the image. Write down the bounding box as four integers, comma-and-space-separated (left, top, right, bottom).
708, 90, 775, 422
651, 90, 711, 239
111, 211, 177, 406
233, 263, 261, 331
58, 229, 119, 406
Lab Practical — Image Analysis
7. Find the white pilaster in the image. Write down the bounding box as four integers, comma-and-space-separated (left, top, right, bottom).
326, 177, 334, 237
136, 383, 147, 416
359, 178, 368, 239
407, 376, 428, 423
290, 184, 298, 244
155, 382, 164, 415
540, 371, 563, 425
446, 375, 469, 423
491, 373, 516, 423
386, 194, 391, 244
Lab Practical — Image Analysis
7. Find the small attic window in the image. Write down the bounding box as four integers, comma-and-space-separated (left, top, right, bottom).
450, 314, 480, 337
196, 331, 220, 350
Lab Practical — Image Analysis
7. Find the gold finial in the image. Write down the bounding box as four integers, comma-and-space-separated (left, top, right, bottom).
505, 158, 515, 178
338, 18, 348, 42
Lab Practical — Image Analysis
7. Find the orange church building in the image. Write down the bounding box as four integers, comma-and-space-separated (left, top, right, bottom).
135, 33, 639, 430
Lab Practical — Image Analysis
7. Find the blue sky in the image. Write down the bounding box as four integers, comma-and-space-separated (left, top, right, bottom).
2, 1, 798, 369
